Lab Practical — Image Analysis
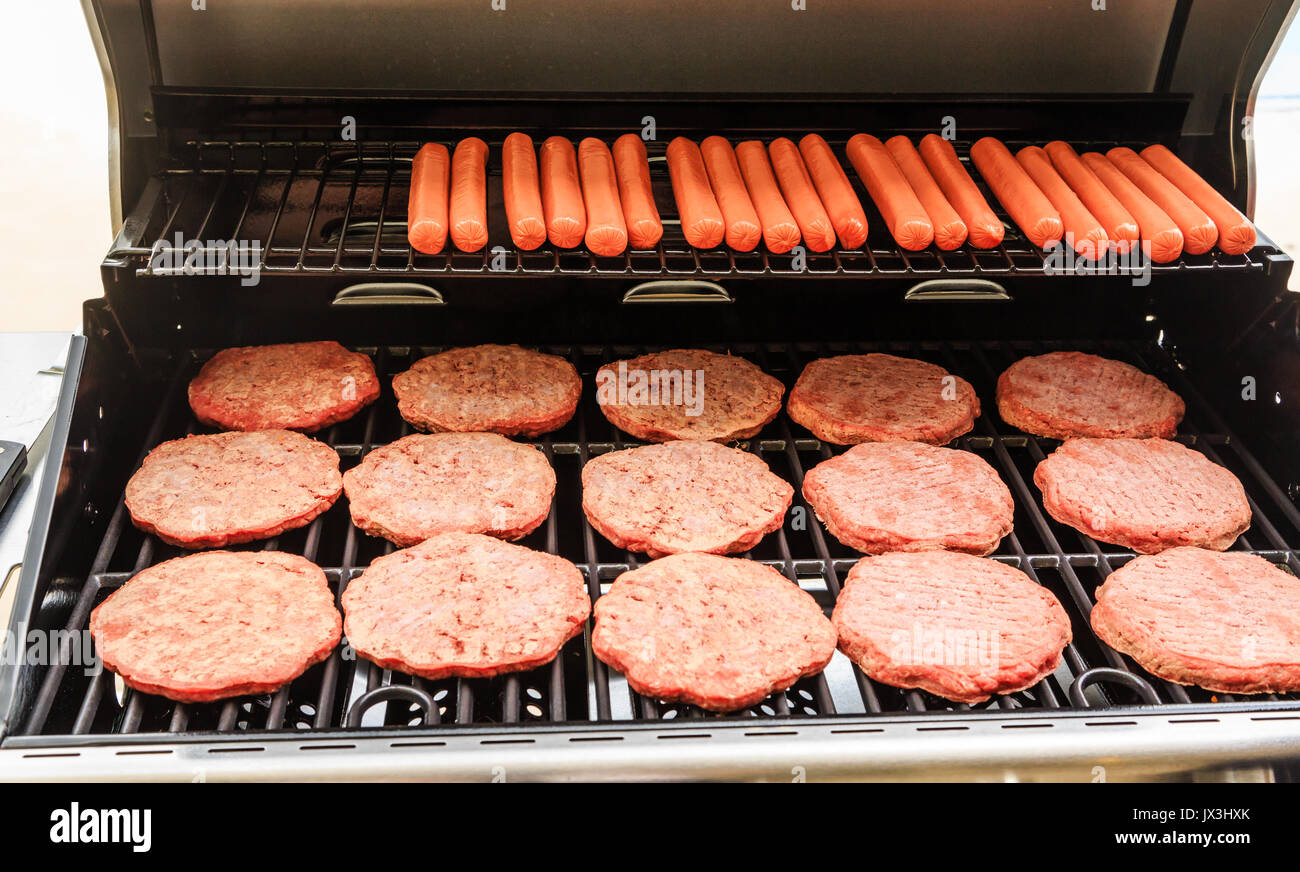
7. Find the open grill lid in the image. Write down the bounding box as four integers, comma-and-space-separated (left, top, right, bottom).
91, 0, 1296, 223
85, 0, 1298, 359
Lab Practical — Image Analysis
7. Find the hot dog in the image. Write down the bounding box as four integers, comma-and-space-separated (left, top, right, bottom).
700, 136, 762, 251
407, 143, 451, 254
612, 134, 663, 249
1080, 151, 1183, 263
1106, 147, 1216, 255
539, 136, 587, 249
769, 137, 837, 252
885, 135, 967, 250
918, 134, 1004, 248
969, 137, 1062, 249
846, 133, 933, 250
1044, 141, 1139, 255
666, 137, 725, 249
735, 140, 802, 253
501, 133, 547, 251
1139, 144, 1256, 255
577, 138, 629, 256
448, 137, 489, 252
1016, 145, 1107, 259
798, 134, 869, 248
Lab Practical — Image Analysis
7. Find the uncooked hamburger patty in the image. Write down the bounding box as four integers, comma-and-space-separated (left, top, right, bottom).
581, 441, 793, 558
89, 551, 341, 703
802, 442, 1014, 556
1091, 548, 1300, 694
341, 532, 590, 680
787, 353, 979, 445
392, 344, 581, 437
189, 340, 380, 432
592, 553, 836, 711
125, 430, 342, 549
342, 432, 554, 546
996, 351, 1184, 439
1034, 438, 1250, 553
595, 349, 784, 442
832, 551, 1071, 703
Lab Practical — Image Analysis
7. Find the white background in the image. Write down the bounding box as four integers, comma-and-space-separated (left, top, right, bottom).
0, 4, 112, 333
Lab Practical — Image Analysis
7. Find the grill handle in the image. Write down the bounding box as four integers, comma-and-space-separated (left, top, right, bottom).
332, 283, 445, 306
345, 685, 440, 728
1068, 667, 1161, 708
621, 280, 733, 304
903, 279, 1011, 302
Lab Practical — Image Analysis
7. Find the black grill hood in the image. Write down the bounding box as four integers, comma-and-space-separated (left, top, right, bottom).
88, 0, 1297, 224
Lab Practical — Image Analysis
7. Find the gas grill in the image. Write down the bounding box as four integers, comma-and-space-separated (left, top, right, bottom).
3, 0, 1300, 780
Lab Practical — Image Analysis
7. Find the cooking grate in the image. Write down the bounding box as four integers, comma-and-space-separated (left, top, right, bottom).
107, 138, 1277, 280
15, 339, 1300, 740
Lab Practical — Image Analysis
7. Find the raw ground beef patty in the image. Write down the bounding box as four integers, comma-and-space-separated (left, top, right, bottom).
595, 348, 784, 442
89, 551, 341, 703
1091, 547, 1300, 694
342, 432, 555, 546
832, 551, 1072, 703
1034, 437, 1250, 553
592, 552, 836, 711
581, 441, 793, 558
342, 533, 590, 680
996, 351, 1185, 439
787, 353, 980, 445
802, 441, 1014, 556
392, 344, 582, 436
188, 340, 380, 432
125, 430, 342, 548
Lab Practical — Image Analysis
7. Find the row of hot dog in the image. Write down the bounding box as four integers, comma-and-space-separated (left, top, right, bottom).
970, 139, 1255, 260
405, 131, 1255, 261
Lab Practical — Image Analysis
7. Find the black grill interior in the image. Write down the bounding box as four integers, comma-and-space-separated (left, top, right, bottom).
17, 338, 1300, 740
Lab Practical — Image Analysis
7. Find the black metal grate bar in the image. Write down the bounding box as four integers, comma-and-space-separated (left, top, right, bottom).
16, 339, 1300, 738
108, 138, 1279, 280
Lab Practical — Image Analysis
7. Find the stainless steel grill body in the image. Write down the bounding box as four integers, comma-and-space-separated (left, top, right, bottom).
5, 0, 1298, 779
